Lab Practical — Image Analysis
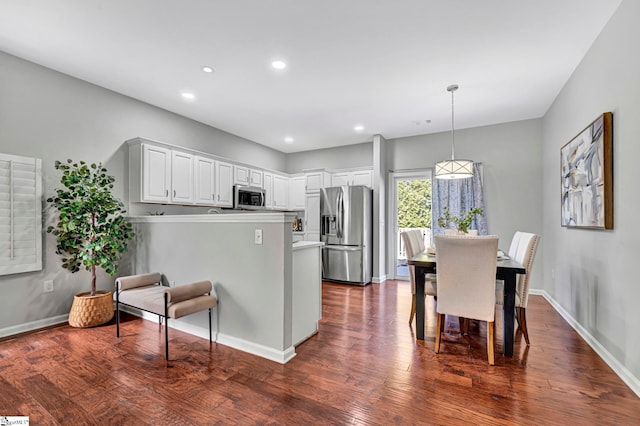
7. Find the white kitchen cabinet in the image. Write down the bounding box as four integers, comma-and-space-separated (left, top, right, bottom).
273, 174, 289, 210
249, 169, 263, 187
194, 156, 216, 206
305, 170, 330, 193
139, 143, 171, 203
352, 170, 373, 187
170, 151, 194, 204
262, 171, 273, 209
331, 172, 351, 187
289, 176, 306, 210
304, 193, 320, 241
331, 169, 373, 188
233, 164, 250, 186
215, 160, 234, 207
234, 164, 263, 188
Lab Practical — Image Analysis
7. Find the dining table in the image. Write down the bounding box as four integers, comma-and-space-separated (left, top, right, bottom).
408, 250, 526, 357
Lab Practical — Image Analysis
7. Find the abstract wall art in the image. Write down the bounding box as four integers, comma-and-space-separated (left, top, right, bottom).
561, 112, 613, 229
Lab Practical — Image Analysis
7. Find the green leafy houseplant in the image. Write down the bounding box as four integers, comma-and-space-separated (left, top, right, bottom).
47, 159, 134, 297
437, 206, 484, 234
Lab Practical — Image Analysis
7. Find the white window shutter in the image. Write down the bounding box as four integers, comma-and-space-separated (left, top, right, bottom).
0, 153, 42, 275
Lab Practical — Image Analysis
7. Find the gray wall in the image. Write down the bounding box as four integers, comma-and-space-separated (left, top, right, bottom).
542, 0, 640, 380
387, 119, 544, 289
286, 142, 373, 173
0, 51, 286, 330
126, 217, 294, 357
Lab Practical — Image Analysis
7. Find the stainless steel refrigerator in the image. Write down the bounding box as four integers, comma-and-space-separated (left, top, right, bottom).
320, 185, 372, 285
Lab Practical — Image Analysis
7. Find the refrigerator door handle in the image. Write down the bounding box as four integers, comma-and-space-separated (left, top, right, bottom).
323, 245, 361, 252
336, 189, 343, 239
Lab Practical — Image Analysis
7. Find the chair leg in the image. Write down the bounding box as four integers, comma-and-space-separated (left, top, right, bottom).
435, 313, 443, 353
116, 292, 120, 338
487, 321, 495, 365
209, 307, 212, 343
164, 293, 169, 362
517, 307, 530, 345
409, 297, 416, 325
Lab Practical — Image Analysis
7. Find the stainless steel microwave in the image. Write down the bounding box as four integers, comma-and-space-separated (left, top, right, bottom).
234, 185, 266, 210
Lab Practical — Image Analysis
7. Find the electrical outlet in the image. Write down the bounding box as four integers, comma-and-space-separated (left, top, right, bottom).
255, 228, 263, 245
43, 280, 54, 293
170, 281, 176, 287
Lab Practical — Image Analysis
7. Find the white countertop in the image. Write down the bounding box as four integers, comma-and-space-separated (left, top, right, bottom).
128, 212, 297, 224
292, 241, 325, 250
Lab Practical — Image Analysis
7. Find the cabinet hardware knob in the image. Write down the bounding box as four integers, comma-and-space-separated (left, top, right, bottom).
173, 190, 176, 197
165, 189, 168, 197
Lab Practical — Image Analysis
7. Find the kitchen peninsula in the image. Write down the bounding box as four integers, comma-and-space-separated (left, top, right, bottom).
122, 212, 323, 363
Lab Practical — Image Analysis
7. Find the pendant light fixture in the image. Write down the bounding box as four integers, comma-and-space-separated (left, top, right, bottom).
434, 84, 474, 179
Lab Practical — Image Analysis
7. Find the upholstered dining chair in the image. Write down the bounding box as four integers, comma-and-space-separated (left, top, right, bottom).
401, 230, 437, 325
434, 234, 499, 365
495, 231, 540, 345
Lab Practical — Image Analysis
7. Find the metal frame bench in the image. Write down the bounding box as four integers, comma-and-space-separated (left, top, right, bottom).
114, 272, 218, 361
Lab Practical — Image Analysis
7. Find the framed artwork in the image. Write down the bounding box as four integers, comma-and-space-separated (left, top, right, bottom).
561, 112, 613, 229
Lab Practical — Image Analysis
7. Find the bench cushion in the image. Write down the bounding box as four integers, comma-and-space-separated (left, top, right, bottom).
116, 272, 162, 291
117, 280, 217, 319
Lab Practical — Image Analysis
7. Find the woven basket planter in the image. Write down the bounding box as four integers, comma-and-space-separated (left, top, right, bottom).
68, 290, 114, 328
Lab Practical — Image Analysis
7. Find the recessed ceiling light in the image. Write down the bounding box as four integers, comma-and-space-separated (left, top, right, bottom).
202, 66, 214, 73
354, 125, 364, 132
181, 92, 195, 100
284, 137, 294, 143
272, 60, 287, 70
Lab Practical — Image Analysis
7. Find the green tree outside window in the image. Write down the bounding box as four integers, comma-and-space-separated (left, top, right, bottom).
397, 179, 432, 229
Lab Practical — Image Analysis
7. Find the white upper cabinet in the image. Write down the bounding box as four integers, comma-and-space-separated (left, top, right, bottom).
331, 172, 351, 187
194, 156, 216, 206
305, 170, 330, 193
249, 169, 263, 188
273, 174, 289, 210
140, 143, 171, 203
352, 170, 373, 187
331, 169, 373, 188
290, 176, 306, 210
171, 151, 194, 204
234, 165, 263, 188
233, 165, 250, 186
215, 160, 234, 207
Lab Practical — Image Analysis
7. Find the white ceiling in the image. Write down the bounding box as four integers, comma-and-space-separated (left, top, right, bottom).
0, 1, 622, 153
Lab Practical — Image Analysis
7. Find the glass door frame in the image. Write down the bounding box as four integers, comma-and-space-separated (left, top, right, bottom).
387, 169, 432, 280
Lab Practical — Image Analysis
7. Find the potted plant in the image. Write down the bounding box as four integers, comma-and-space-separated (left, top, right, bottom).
47, 159, 134, 327
437, 206, 484, 234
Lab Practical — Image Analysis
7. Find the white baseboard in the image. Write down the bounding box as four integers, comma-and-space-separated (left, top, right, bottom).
531, 289, 640, 398
372, 274, 387, 284
0, 314, 69, 339
216, 333, 296, 364
120, 306, 296, 364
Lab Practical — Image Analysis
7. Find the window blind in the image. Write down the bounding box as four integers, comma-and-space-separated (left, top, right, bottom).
0, 153, 42, 275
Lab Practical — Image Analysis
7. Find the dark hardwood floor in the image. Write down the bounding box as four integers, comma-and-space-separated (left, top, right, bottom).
1, 280, 639, 425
